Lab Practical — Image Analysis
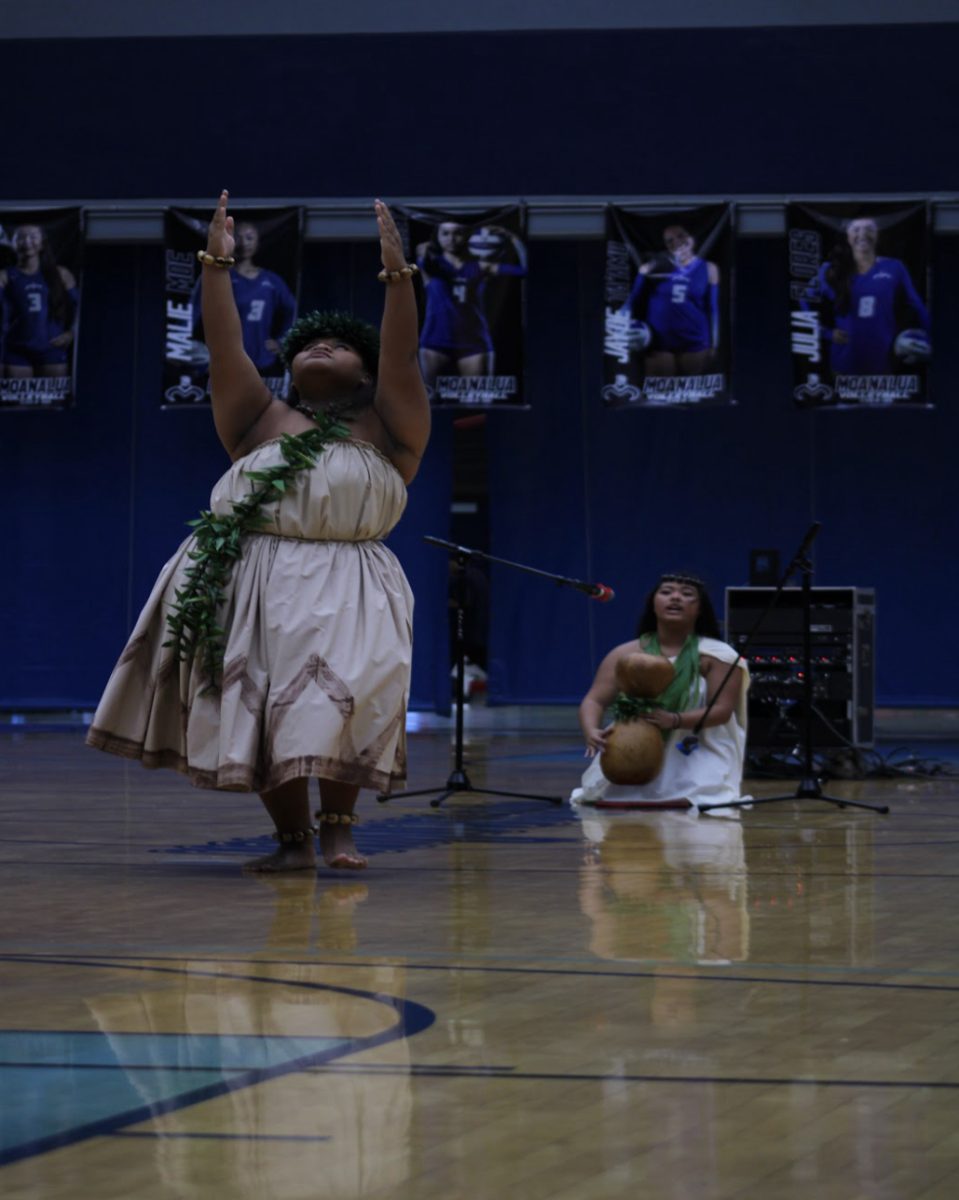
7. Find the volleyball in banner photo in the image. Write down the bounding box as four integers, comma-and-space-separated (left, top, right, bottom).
162, 206, 302, 408
602, 204, 734, 409
788, 201, 931, 409
391, 203, 528, 408
0, 208, 82, 412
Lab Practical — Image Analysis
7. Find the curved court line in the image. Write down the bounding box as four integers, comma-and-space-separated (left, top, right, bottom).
0, 955, 435, 1169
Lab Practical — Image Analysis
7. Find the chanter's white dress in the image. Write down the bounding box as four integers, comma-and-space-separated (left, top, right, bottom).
571, 637, 750, 813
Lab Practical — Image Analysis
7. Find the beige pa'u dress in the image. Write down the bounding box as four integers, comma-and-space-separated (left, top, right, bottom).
87, 437, 413, 794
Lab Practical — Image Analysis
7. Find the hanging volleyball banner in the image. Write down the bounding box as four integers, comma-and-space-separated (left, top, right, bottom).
788, 201, 931, 408
391, 203, 528, 408
162, 206, 301, 408
0, 208, 82, 411
602, 203, 733, 408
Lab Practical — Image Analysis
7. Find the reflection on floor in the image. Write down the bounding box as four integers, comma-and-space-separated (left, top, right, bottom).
1, 711, 958, 1199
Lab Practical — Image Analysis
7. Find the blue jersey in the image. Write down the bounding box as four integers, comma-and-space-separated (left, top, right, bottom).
629, 257, 712, 352
417, 250, 495, 356
192, 267, 296, 371
2, 265, 76, 352
808, 257, 930, 374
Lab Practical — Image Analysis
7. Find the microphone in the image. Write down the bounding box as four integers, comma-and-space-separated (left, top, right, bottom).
420, 535, 615, 602
564, 579, 615, 602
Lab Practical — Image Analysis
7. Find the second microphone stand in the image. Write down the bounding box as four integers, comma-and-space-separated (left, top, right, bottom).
379, 539, 563, 809
698, 524, 888, 816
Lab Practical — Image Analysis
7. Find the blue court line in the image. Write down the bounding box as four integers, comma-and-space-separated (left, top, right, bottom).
0, 1062, 249, 1072
1, 858, 958, 883
3, 1060, 516, 1076
5, 951, 957, 994
156, 802, 577, 859
0, 955, 435, 1169
114, 1131, 331, 1141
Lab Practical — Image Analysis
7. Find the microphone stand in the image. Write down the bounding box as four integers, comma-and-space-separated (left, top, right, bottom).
697, 523, 888, 816
379, 536, 572, 809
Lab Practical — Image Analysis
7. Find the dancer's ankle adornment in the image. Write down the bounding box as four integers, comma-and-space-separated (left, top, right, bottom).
272, 825, 319, 844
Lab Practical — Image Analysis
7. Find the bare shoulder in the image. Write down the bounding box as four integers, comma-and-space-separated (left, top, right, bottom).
229, 397, 314, 461
605, 639, 641, 667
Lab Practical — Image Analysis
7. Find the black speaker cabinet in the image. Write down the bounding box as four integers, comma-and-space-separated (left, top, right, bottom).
724, 587, 875, 751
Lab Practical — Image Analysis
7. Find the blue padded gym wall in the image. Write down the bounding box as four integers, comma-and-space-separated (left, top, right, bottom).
4, 23, 959, 708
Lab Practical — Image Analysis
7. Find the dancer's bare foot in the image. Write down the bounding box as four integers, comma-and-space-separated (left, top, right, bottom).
317, 813, 367, 870
242, 838, 317, 874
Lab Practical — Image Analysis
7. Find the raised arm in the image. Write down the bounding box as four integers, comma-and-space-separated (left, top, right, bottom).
201, 191, 273, 455
372, 200, 431, 483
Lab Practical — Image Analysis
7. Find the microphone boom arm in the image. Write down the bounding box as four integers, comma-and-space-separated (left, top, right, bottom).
422, 536, 612, 599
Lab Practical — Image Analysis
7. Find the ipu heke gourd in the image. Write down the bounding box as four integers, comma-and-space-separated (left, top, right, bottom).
600, 653, 676, 785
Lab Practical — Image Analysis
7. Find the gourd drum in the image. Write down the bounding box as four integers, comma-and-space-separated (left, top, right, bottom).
615, 652, 675, 698
600, 720, 665, 785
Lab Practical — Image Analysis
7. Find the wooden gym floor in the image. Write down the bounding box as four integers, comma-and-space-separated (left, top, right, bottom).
1, 707, 958, 1199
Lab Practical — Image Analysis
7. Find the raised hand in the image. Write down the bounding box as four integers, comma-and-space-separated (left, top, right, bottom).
375, 199, 407, 272
206, 190, 236, 260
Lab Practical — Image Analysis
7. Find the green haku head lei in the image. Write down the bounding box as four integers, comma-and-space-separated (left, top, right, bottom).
280, 310, 381, 377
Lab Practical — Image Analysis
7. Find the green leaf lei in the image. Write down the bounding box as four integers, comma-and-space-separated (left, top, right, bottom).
609, 693, 654, 722
163, 412, 349, 689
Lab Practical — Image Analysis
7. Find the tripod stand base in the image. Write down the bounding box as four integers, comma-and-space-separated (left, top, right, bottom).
699, 777, 889, 816
379, 768, 562, 809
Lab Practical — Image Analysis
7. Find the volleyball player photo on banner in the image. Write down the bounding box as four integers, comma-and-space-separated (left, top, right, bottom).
0, 208, 82, 411
163, 206, 301, 408
602, 204, 733, 408
392, 203, 528, 408
788, 202, 931, 408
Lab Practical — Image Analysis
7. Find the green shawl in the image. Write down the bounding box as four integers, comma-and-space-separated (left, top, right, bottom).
610, 633, 700, 738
